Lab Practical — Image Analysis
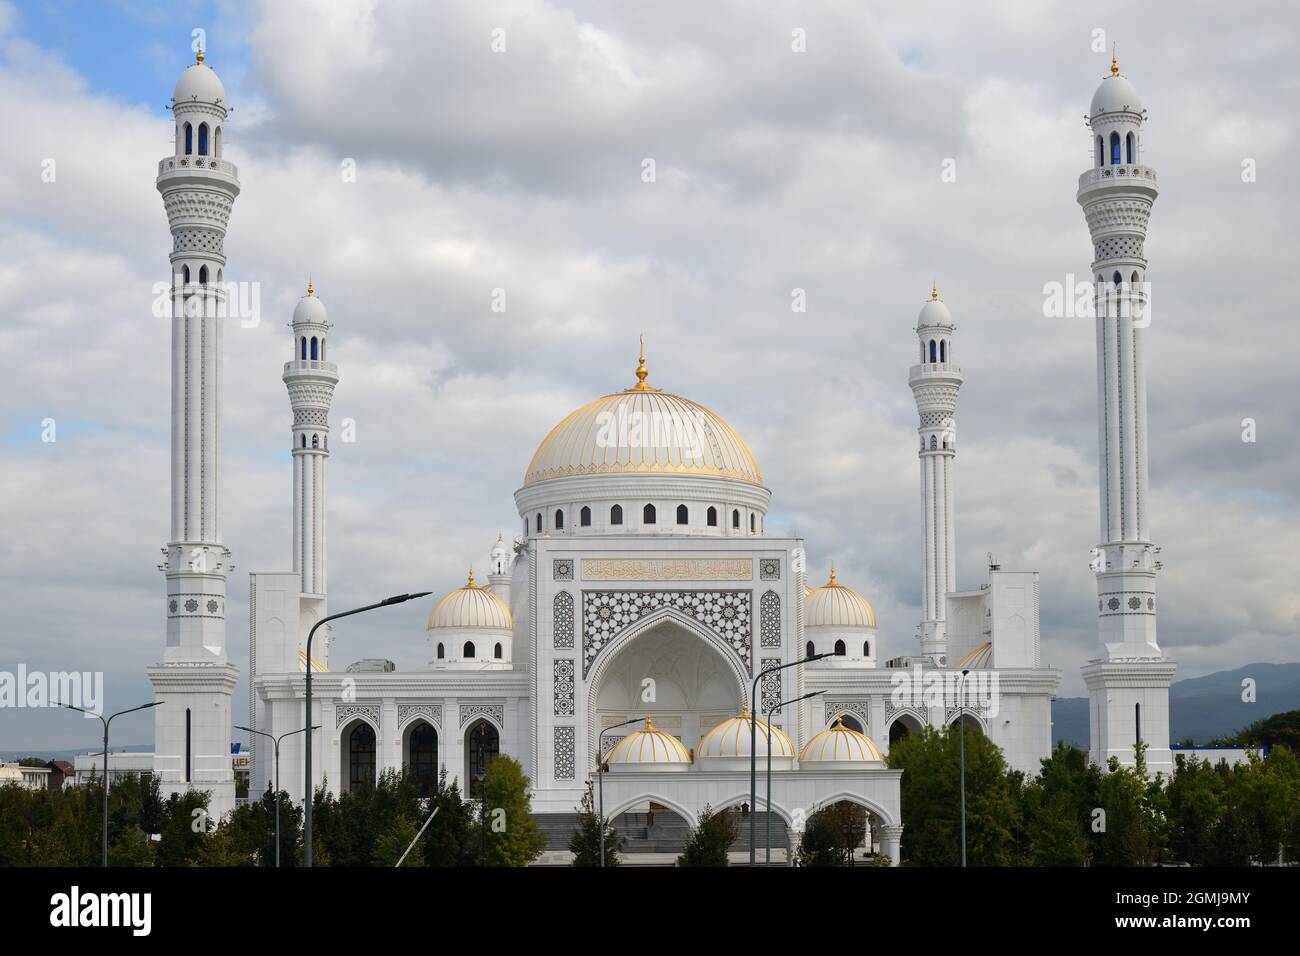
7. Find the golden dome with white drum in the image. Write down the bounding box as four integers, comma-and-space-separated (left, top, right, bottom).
799, 718, 887, 769
696, 706, 795, 770
603, 718, 692, 772
805, 568, 878, 629
426, 569, 513, 630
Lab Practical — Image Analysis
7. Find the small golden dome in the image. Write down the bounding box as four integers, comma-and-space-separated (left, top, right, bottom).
799, 718, 886, 765
697, 706, 794, 760
954, 641, 993, 670
604, 718, 692, 767
805, 568, 877, 628
427, 570, 513, 630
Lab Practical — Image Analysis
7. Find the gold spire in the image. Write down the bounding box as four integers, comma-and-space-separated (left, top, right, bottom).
306, 276, 314, 296
931, 281, 939, 301
644, 716, 655, 732
196, 47, 205, 65
1110, 44, 1119, 76
466, 565, 476, 587
828, 564, 838, 586
497, 530, 504, 543
833, 716, 847, 729
627, 334, 653, 391
740, 704, 751, 718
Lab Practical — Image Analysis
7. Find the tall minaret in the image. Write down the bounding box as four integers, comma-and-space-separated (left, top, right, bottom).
908, 285, 963, 664
285, 281, 338, 662
146, 47, 240, 818
1077, 49, 1174, 773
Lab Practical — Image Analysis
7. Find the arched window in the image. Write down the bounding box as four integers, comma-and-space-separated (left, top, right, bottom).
1110, 131, 1121, 165
300, 337, 307, 360
182, 265, 191, 286
198, 123, 209, 156
930, 435, 938, 450
1125, 131, 1134, 164
465, 720, 500, 798
185, 708, 192, 782
1131, 270, 1140, 285
463, 641, 476, 659
863, 640, 870, 656
610, 504, 623, 525
436, 642, 444, 659
676, 504, 689, 525
580, 506, 591, 526
311, 434, 319, 449
942, 437, 949, 449
1096, 135, 1103, 167
707, 506, 718, 527
214, 126, 222, 158
1113, 271, 1123, 286
535, 513, 542, 533
408, 722, 438, 797
184, 123, 193, 155
494, 642, 503, 659
929, 339, 937, 362
834, 639, 846, 656
939, 340, 946, 362
806, 641, 815, 657
643, 503, 656, 524
310, 337, 318, 360
348, 723, 376, 792
300, 434, 307, 448
838, 714, 864, 733
732, 509, 740, 529
554, 509, 564, 530
320, 338, 326, 360
750, 514, 756, 533
198, 265, 208, 285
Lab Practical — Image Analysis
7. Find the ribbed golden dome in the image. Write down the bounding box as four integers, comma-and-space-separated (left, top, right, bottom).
427, 570, 513, 630
697, 706, 794, 759
805, 568, 877, 628
523, 345, 762, 487
799, 718, 886, 765
954, 641, 993, 669
604, 718, 692, 766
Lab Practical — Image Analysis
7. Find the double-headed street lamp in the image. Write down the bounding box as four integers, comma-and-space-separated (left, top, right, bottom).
235, 723, 318, 867
749, 652, 832, 864
597, 716, 645, 868
764, 690, 824, 865
303, 592, 430, 867
958, 668, 970, 868
59, 700, 162, 867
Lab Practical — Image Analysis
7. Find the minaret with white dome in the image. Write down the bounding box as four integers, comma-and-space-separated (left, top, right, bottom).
146, 47, 241, 818
1077, 49, 1174, 773
908, 286, 963, 664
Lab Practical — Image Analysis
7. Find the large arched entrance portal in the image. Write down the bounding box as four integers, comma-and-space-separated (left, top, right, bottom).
340, 718, 376, 793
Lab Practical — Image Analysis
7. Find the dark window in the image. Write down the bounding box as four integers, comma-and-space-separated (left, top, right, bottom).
198, 123, 209, 156
732, 509, 740, 529
466, 720, 500, 798
707, 506, 718, 527
300, 337, 307, 361
939, 340, 946, 362
555, 509, 564, 530
676, 504, 688, 525
408, 722, 437, 798
806, 641, 815, 657
494, 642, 503, 659
1096, 135, 1103, 167
535, 513, 542, 533
312, 434, 319, 449
184, 123, 193, 155
580, 506, 591, 526
300, 434, 306, 448
863, 640, 870, 656
750, 514, 756, 533
839, 714, 864, 733
463, 641, 476, 659
1126, 132, 1134, 164
930, 436, 937, 450
1113, 271, 1123, 286
929, 339, 937, 362
310, 337, 318, 360
1110, 131, 1121, 165
834, 639, 846, 656
611, 504, 623, 525
643, 503, 656, 524
349, 723, 376, 791
436, 642, 444, 659
185, 708, 192, 782
198, 265, 208, 285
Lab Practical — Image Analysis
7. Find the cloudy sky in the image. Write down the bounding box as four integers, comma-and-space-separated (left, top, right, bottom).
1, 0, 1296, 750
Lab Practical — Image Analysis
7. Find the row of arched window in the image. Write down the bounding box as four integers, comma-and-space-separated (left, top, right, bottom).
1096, 130, 1137, 167
299, 336, 326, 361
923, 338, 948, 363
1098, 271, 1143, 286
299, 433, 326, 449
179, 265, 221, 286
435, 641, 503, 659
179, 121, 222, 158
807, 639, 870, 657
530, 504, 758, 534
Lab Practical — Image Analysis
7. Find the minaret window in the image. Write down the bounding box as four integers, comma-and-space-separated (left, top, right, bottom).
1110, 131, 1121, 165
554, 509, 564, 530
834, 640, 846, 656
939, 340, 946, 362
676, 504, 688, 525
707, 506, 718, 527
184, 123, 193, 155
198, 265, 208, 285
310, 337, 318, 360
300, 337, 307, 360
198, 123, 209, 156
610, 504, 623, 525
301, 434, 307, 448
214, 126, 222, 158
320, 338, 326, 360
185, 708, 192, 782
930, 436, 938, 450
311, 434, 319, 449
732, 509, 740, 529
929, 339, 937, 362
1113, 271, 1122, 286
580, 506, 591, 527
463, 641, 476, 659
494, 643, 503, 659
182, 265, 191, 286
643, 503, 656, 524
1126, 132, 1134, 164
1096, 135, 1103, 167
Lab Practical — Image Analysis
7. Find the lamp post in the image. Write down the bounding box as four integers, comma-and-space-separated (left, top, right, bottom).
59, 700, 161, 867
764, 690, 823, 866
597, 716, 644, 868
749, 653, 832, 865
958, 668, 970, 868
303, 592, 430, 867
236, 724, 318, 866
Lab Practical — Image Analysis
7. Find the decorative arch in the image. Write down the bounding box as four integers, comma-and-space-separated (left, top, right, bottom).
603, 792, 699, 830
947, 710, 987, 734
886, 709, 926, 747
807, 790, 898, 827
714, 792, 795, 828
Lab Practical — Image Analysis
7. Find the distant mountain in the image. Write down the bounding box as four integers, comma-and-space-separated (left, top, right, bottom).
1052, 662, 1300, 749
0, 744, 152, 763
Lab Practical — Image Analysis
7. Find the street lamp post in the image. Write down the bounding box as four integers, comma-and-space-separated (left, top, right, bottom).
236, 724, 318, 866
749, 653, 832, 865
59, 701, 162, 867
597, 716, 645, 868
764, 690, 823, 866
958, 668, 970, 868
303, 592, 430, 867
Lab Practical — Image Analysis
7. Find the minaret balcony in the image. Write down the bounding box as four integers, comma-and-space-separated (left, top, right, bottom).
1077, 164, 1158, 200
908, 362, 964, 385
283, 359, 339, 378
157, 155, 241, 189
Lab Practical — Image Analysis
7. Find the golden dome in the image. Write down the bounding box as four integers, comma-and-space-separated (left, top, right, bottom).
697, 706, 794, 760
805, 568, 877, 628
523, 344, 762, 487
427, 569, 513, 630
604, 718, 692, 767
954, 641, 993, 669
799, 718, 886, 765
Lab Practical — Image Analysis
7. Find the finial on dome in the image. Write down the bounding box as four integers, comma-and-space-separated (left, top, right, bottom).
497, 530, 504, 544
740, 704, 750, 718
931, 281, 939, 301
833, 716, 847, 729
828, 564, 837, 586
306, 276, 314, 296
634, 334, 649, 387
466, 565, 476, 587
644, 716, 655, 732
1110, 44, 1119, 76
196, 46, 205, 65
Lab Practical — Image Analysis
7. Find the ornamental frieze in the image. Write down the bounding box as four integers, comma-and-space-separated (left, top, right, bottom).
581, 558, 752, 581
582, 589, 752, 678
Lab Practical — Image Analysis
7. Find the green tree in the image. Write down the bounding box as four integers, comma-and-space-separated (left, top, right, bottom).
373, 816, 425, 867
569, 780, 620, 866
155, 791, 212, 866
108, 826, 154, 867
797, 806, 846, 866
1091, 745, 1167, 867
677, 804, 735, 867
479, 755, 546, 867
422, 769, 477, 867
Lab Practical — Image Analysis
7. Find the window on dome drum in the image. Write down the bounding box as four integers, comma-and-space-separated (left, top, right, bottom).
198, 123, 209, 156
1110, 131, 1121, 165
707, 506, 718, 527
750, 514, 756, 533
643, 504, 656, 524
436, 643, 444, 660
466, 720, 500, 798
535, 513, 542, 533
863, 640, 870, 656
408, 722, 437, 798
349, 723, 376, 792
580, 506, 591, 527
463, 641, 476, 658
929, 339, 937, 362
733, 509, 740, 529
184, 123, 193, 155
676, 504, 688, 525
611, 504, 623, 525
310, 337, 318, 360
1126, 132, 1134, 164
494, 642, 503, 659
806, 641, 815, 657
555, 509, 564, 530
834, 639, 846, 656
198, 265, 208, 285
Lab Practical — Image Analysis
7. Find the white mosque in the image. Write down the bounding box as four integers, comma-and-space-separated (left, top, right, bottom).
144, 46, 1174, 861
